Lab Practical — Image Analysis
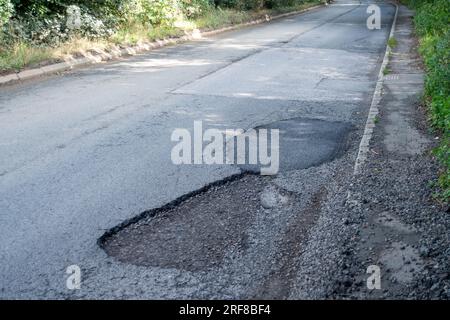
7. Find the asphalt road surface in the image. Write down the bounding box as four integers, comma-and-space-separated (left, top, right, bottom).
0, 0, 395, 298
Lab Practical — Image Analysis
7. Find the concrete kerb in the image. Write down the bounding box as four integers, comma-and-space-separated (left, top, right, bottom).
353, 2, 399, 175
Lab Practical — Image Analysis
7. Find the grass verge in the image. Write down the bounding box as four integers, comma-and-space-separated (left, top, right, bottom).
0, 42, 53, 73
401, 0, 449, 203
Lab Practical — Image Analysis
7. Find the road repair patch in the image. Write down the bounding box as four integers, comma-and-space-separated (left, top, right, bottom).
237, 117, 353, 173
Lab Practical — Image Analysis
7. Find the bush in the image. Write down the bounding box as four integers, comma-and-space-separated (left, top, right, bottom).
139, 0, 181, 26
4, 8, 114, 46
0, 0, 13, 27
181, 0, 211, 18
413, 0, 448, 37
5, 14, 69, 46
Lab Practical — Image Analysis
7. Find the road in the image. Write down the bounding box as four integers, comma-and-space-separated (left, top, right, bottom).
0, 1, 395, 298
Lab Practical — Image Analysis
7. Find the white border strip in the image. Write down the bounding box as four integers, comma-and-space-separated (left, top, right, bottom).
353, 2, 399, 175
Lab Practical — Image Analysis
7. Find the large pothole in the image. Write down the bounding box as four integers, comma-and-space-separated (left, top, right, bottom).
101, 174, 279, 271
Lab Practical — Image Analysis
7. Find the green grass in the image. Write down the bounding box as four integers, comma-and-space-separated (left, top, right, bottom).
387, 36, 398, 48
194, 8, 248, 30
374, 116, 380, 124
0, 42, 52, 72
383, 67, 391, 75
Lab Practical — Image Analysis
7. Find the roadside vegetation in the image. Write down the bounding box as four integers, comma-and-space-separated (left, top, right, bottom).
387, 36, 397, 48
402, 0, 449, 203
0, 0, 323, 73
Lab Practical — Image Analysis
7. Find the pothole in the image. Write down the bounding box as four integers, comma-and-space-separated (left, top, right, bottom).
101, 174, 292, 271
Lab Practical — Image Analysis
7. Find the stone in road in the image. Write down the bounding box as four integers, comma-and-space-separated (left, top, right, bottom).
0, 1, 395, 298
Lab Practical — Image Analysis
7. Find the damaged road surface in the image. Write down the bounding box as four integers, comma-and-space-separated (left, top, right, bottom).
101, 116, 351, 299
101, 174, 327, 299
0, 1, 401, 299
